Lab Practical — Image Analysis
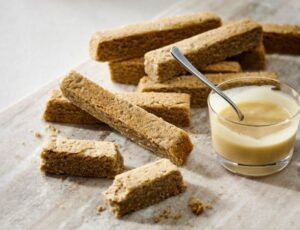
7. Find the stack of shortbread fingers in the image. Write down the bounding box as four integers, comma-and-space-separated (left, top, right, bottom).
41, 11, 300, 217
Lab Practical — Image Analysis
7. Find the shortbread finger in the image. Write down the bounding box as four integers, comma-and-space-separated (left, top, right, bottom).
115, 92, 191, 127
201, 61, 241, 73
109, 58, 241, 85
44, 90, 191, 127
230, 43, 266, 70
60, 71, 193, 166
137, 72, 278, 107
90, 12, 221, 61
221, 21, 265, 69
262, 23, 300, 54
145, 19, 262, 82
43, 90, 99, 125
109, 58, 145, 84
103, 159, 186, 217
40, 138, 124, 178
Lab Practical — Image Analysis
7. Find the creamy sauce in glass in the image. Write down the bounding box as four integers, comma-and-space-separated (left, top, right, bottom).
220, 101, 290, 138
210, 86, 299, 165
221, 101, 289, 126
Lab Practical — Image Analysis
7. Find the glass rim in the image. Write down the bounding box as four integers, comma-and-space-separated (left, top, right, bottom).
207, 76, 300, 127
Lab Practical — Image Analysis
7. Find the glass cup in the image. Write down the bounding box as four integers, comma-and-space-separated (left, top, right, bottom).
208, 77, 300, 177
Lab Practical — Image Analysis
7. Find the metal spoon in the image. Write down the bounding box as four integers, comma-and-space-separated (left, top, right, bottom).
170, 46, 244, 121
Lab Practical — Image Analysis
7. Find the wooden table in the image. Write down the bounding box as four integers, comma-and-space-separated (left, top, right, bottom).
1, 0, 300, 229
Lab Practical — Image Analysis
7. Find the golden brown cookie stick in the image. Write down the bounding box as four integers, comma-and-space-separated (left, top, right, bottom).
144, 19, 263, 82
40, 138, 124, 178
109, 58, 145, 85
229, 43, 266, 70
221, 21, 265, 69
43, 90, 98, 125
202, 61, 242, 73
137, 72, 278, 107
109, 58, 241, 85
90, 12, 221, 61
262, 23, 300, 54
60, 71, 193, 165
109, 59, 241, 84
43, 90, 191, 127
103, 159, 186, 217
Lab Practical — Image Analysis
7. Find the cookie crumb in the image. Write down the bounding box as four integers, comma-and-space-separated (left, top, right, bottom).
153, 216, 160, 223
189, 198, 204, 216
188, 197, 212, 216
45, 124, 60, 137
153, 209, 170, 223
161, 209, 170, 219
205, 203, 213, 209
172, 211, 182, 220
153, 208, 181, 223
190, 127, 198, 134
96, 205, 106, 215
34, 131, 43, 138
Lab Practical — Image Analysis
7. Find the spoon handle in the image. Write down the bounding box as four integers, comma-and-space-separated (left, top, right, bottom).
170, 46, 244, 121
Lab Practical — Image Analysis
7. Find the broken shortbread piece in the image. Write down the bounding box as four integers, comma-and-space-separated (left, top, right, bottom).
144, 19, 262, 82
96, 205, 106, 215
137, 72, 278, 107
40, 138, 124, 178
43, 90, 191, 127
60, 71, 193, 165
34, 131, 43, 139
103, 159, 186, 217
90, 12, 221, 61
262, 23, 300, 54
109, 58, 241, 85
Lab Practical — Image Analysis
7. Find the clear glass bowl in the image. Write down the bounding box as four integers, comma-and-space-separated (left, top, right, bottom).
208, 77, 300, 177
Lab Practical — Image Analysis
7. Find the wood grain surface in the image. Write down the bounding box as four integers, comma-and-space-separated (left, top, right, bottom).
1, 0, 300, 229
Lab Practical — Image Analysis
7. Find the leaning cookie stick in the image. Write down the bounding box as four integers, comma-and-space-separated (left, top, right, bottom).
60, 71, 193, 165
145, 19, 262, 82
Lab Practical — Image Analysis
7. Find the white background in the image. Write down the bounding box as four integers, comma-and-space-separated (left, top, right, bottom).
0, 0, 179, 110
